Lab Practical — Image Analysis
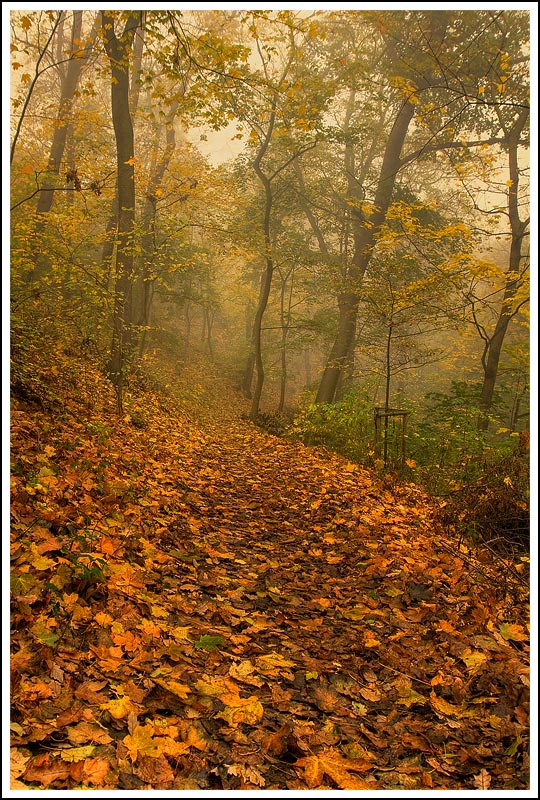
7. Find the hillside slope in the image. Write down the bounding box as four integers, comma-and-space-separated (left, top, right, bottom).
9, 350, 530, 791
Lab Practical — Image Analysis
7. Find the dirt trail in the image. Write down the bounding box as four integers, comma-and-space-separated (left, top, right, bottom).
10, 356, 530, 791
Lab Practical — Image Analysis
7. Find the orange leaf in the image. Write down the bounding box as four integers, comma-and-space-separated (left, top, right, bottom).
67, 722, 112, 745
430, 692, 466, 718
23, 756, 71, 787
295, 755, 324, 788
359, 686, 381, 702
499, 623, 528, 642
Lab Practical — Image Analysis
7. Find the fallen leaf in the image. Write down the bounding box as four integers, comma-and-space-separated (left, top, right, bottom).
216, 696, 264, 727
499, 623, 528, 642
153, 678, 191, 700
59, 745, 96, 762
100, 695, 140, 720
123, 724, 162, 763
473, 768, 491, 789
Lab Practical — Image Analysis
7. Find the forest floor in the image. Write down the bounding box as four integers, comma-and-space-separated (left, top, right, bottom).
9, 348, 530, 792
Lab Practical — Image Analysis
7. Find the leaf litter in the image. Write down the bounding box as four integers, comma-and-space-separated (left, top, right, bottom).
9, 353, 530, 790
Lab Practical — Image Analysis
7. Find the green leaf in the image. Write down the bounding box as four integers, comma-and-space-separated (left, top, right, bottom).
11, 573, 37, 595
505, 735, 522, 757
499, 623, 528, 642
194, 634, 224, 651
30, 621, 59, 646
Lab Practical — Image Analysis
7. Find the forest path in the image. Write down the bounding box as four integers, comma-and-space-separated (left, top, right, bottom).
10, 354, 530, 791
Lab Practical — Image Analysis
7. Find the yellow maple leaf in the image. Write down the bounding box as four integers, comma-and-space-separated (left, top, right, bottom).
461, 649, 488, 671
123, 724, 162, 763
216, 697, 264, 727
228, 660, 256, 681
255, 653, 296, 676
100, 695, 139, 720
158, 736, 191, 757
171, 626, 191, 641
296, 755, 324, 788
178, 721, 208, 751
195, 676, 238, 696
95, 612, 113, 626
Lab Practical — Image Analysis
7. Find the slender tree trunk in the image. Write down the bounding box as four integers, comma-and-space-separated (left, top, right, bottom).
27, 12, 97, 285
184, 293, 192, 352
243, 350, 255, 399
135, 102, 179, 355
249, 211, 274, 420
203, 306, 214, 358
242, 41, 296, 415
477, 108, 529, 430
246, 100, 279, 420
102, 10, 140, 411
242, 267, 259, 398
37, 12, 99, 214
100, 19, 144, 281
315, 291, 359, 403
277, 267, 294, 413
383, 321, 393, 468
304, 349, 312, 387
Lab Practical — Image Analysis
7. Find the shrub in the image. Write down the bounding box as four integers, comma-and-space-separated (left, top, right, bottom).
435, 438, 530, 553
288, 391, 374, 464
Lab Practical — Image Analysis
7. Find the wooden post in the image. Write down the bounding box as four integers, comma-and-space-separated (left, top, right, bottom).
373, 407, 408, 468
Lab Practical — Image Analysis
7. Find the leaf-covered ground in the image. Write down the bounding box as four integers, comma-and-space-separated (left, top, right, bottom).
9, 352, 530, 791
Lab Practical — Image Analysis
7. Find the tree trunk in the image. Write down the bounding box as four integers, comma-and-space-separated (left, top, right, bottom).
246, 100, 279, 419
277, 267, 294, 413
249, 232, 274, 420
242, 267, 260, 398
102, 11, 140, 411
315, 291, 359, 403
135, 102, 179, 356
37, 12, 99, 214
100, 19, 144, 283
315, 98, 416, 403
202, 306, 214, 359
383, 322, 393, 468
477, 107, 529, 430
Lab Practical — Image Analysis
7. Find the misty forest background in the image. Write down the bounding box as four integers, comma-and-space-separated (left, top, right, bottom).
10, 9, 530, 548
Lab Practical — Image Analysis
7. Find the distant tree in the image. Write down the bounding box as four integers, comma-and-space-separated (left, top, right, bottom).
473, 109, 529, 430
36, 11, 99, 214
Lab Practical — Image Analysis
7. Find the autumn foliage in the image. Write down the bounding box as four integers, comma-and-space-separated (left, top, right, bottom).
9, 348, 530, 791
